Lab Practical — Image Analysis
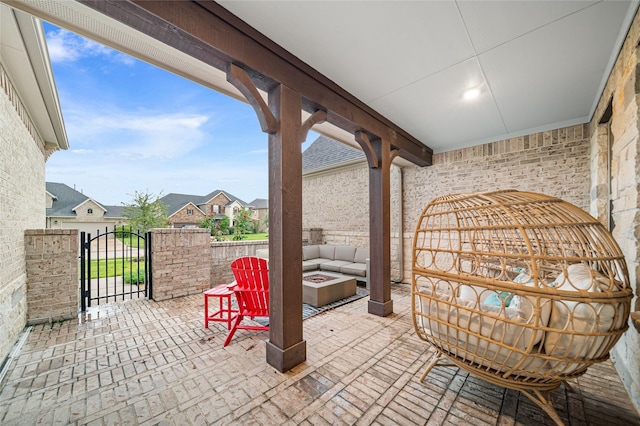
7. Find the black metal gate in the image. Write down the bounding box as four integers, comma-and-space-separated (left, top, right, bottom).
80, 227, 152, 311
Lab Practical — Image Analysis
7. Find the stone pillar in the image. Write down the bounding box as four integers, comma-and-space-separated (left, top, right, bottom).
25, 229, 78, 324
150, 228, 211, 301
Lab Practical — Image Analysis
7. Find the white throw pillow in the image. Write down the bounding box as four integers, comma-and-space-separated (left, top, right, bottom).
544, 263, 620, 360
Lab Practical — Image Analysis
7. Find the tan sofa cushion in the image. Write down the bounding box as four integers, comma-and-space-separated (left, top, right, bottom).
320, 260, 352, 272
302, 245, 320, 260
340, 263, 366, 277
318, 245, 335, 260
354, 247, 368, 264
334, 246, 356, 262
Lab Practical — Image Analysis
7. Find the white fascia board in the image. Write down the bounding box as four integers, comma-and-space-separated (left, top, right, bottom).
0, 4, 68, 150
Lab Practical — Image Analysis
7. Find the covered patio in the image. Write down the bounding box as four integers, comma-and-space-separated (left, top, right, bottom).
0, 285, 637, 425
1, 1, 639, 423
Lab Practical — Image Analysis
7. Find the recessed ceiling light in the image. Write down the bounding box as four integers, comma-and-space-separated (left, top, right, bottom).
463, 88, 480, 101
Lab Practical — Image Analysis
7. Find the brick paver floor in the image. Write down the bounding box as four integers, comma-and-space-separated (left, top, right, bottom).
0, 283, 638, 425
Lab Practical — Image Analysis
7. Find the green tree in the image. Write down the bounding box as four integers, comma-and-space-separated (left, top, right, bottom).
122, 190, 169, 233
197, 214, 218, 236
219, 215, 230, 234
198, 214, 231, 240
233, 207, 253, 239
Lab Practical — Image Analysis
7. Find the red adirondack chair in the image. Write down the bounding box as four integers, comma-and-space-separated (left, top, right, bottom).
224, 256, 270, 347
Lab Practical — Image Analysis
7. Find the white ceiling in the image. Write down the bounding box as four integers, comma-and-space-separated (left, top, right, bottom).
4, 0, 639, 155
218, 0, 638, 153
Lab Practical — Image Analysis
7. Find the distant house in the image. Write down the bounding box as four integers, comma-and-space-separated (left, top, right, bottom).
160, 190, 252, 229
248, 198, 268, 232
46, 182, 127, 233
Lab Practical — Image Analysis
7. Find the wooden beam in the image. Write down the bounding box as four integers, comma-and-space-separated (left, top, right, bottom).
265, 83, 306, 372
79, 0, 432, 167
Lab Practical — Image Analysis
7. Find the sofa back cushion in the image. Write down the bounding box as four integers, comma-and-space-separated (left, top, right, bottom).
318, 245, 335, 260
334, 246, 356, 262
354, 247, 369, 264
302, 245, 320, 260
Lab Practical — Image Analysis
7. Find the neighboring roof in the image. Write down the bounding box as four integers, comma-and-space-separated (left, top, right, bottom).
45, 182, 124, 218
202, 190, 247, 207
248, 198, 268, 209
159, 193, 204, 216
302, 135, 366, 174
103, 205, 125, 217
0, 5, 68, 150
160, 190, 248, 216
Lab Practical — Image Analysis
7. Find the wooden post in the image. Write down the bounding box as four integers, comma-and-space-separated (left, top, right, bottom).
355, 132, 396, 316
265, 83, 306, 372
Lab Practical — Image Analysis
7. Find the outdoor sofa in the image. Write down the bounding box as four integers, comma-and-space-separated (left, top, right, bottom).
302, 244, 368, 283
256, 244, 369, 283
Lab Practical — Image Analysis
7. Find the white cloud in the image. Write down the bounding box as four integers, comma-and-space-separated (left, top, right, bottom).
63, 107, 210, 159
248, 148, 268, 154
71, 149, 92, 154
46, 28, 134, 65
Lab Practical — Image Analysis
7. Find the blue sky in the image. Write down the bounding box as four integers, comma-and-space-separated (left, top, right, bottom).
44, 22, 317, 206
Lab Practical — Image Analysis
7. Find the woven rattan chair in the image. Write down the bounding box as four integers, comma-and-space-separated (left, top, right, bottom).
411, 190, 632, 425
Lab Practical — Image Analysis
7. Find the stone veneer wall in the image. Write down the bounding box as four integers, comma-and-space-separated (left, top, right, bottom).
150, 229, 211, 301
588, 8, 640, 412
24, 230, 78, 324
210, 240, 269, 286
0, 64, 48, 363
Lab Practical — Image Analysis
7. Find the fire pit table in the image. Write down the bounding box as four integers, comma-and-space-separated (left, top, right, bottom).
302, 272, 357, 307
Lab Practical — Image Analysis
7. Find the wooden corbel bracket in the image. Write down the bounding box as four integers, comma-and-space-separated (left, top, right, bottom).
355, 131, 380, 169
300, 110, 327, 143
226, 63, 279, 134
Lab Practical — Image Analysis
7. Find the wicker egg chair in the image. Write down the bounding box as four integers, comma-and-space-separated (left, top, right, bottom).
411, 190, 632, 425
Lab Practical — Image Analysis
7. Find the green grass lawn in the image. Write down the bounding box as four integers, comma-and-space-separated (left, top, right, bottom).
214, 232, 268, 241
243, 233, 268, 241
83, 259, 145, 282
115, 234, 145, 248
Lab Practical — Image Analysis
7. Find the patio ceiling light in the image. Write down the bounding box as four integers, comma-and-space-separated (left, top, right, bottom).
463, 87, 480, 101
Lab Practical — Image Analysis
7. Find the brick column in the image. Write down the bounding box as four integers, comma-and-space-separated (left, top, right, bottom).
150, 228, 211, 301
25, 229, 78, 324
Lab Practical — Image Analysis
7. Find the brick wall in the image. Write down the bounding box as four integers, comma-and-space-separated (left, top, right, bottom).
169, 205, 205, 227
402, 124, 591, 281
210, 240, 269, 286
24, 230, 78, 324
302, 126, 590, 283
303, 163, 404, 279
207, 193, 231, 215
150, 229, 211, 300
588, 9, 640, 412
0, 64, 48, 363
